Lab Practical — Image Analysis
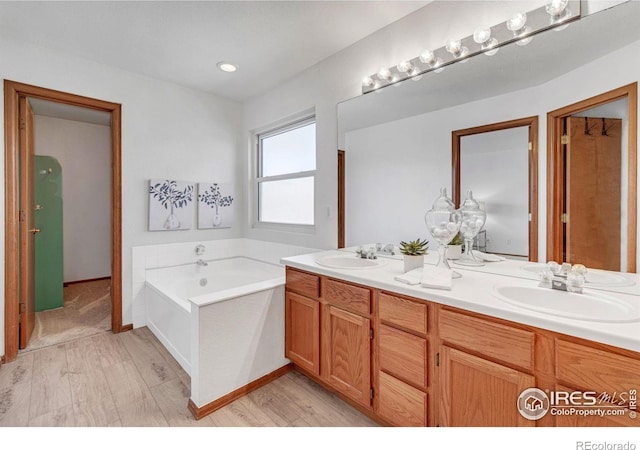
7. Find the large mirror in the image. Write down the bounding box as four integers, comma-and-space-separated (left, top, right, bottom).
338, 1, 640, 275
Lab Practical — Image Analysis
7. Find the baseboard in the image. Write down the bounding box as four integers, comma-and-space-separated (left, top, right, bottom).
188, 363, 294, 420
119, 324, 133, 332
63, 276, 111, 287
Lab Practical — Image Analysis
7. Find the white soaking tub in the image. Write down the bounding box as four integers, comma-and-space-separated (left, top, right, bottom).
144, 256, 288, 414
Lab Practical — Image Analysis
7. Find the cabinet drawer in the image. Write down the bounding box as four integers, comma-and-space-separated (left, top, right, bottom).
286, 267, 320, 299
439, 309, 534, 371
377, 371, 427, 427
556, 340, 640, 394
379, 292, 427, 335
324, 278, 371, 316
379, 325, 427, 389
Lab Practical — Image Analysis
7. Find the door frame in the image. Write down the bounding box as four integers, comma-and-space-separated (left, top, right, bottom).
338, 149, 345, 249
452, 116, 539, 261
547, 83, 637, 272
4, 80, 123, 362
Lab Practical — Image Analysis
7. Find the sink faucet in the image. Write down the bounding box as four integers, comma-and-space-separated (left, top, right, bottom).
538, 261, 586, 293
196, 259, 208, 266
355, 246, 377, 259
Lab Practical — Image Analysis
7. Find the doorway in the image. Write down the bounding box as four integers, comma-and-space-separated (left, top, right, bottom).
547, 83, 637, 272
4, 80, 123, 362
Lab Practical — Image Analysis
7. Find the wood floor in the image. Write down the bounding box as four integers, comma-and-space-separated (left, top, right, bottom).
0, 327, 378, 427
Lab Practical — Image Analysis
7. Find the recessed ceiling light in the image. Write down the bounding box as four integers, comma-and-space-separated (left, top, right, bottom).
217, 62, 238, 73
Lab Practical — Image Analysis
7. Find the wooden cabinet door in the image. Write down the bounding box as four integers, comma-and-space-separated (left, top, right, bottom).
324, 305, 371, 407
285, 292, 320, 376
440, 346, 535, 427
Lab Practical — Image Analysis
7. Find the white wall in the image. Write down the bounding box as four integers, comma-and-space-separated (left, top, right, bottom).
34, 115, 111, 283
460, 127, 529, 256
343, 38, 640, 265
0, 36, 242, 357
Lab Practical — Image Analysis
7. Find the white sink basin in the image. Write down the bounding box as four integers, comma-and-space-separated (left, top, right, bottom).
314, 255, 387, 269
521, 264, 635, 287
492, 284, 640, 323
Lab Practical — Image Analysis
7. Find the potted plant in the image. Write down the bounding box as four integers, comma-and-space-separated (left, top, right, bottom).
399, 238, 429, 273
448, 231, 464, 260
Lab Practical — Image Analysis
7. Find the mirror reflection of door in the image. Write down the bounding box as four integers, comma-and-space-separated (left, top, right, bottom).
565, 100, 626, 271
452, 116, 538, 262
548, 84, 636, 274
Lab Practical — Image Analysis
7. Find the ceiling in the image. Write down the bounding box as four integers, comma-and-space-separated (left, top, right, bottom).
29, 98, 112, 127
0, 1, 429, 102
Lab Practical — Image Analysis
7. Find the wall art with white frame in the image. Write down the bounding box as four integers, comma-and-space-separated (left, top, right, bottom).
148, 179, 194, 231
197, 182, 234, 229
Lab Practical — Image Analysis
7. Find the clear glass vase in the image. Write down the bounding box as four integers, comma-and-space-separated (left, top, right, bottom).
454, 190, 486, 267
424, 187, 462, 278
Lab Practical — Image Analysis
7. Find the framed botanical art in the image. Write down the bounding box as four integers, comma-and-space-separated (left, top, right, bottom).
197, 182, 234, 229
148, 179, 194, 230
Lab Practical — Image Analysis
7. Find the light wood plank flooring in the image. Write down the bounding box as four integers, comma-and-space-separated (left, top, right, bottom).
0, 327, 378, 427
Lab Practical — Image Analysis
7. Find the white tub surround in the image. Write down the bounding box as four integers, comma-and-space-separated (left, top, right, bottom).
145, 257, 285, 375
137, 238, 320, 419
282, 250, 640, 353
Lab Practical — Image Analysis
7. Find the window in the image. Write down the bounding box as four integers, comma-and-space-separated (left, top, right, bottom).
256, 116, 316, 226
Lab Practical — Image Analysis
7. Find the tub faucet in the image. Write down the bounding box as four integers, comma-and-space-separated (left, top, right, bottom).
196, 259, 208, 266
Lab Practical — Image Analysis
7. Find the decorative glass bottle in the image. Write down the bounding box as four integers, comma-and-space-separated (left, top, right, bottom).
424, 187, 462, 278
455, 190, 487, 266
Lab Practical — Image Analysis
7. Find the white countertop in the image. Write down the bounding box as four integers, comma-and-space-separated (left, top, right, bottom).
281, 249, 640, 353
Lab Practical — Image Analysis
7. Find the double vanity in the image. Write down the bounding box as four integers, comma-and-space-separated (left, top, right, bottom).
281, 250, 640, 427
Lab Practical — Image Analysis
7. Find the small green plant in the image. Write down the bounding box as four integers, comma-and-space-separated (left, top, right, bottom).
449, 232, 464, 246
399, 238, 429, 256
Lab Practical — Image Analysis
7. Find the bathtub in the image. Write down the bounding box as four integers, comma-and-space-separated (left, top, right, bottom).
144, 256, 288, 412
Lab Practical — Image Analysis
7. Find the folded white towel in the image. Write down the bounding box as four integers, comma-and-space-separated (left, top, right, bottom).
421, 265, 453, 290
473, 251, 506, 262
394, 268, 422, 285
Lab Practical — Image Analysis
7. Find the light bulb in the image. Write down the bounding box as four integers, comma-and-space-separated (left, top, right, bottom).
362, 76, 374, 88
546, 0, 568, 17
419, 50, 436, 65
397, 60, 413, 73
378, 67, 392, 81
473, 27, 491, 44
409, 67, 423, 81
506, 13, 527, 32
482, 37, 499, 56
445, 39, 462, 55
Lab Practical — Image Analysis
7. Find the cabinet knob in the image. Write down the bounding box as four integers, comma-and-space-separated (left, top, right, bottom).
28, 228, 41, 234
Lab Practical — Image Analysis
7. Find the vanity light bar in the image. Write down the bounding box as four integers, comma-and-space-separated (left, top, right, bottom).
361, 0, 580, 94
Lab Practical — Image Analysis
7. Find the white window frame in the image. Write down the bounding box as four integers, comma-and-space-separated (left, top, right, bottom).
253, 115, 316, 231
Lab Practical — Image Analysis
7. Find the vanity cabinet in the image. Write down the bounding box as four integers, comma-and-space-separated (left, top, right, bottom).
553, 339, 640, 427
284, 265, 640, 428
438, 308, 536, 427
285, 268, 321, 376
322, 278, 372, 408
376, 292, 429, 426
439, 346, 535, 426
